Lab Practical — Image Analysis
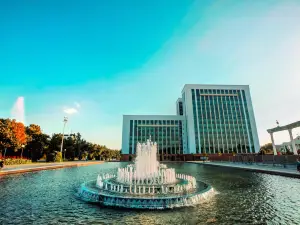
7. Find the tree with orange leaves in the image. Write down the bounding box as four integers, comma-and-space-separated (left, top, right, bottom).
11, 120, 27, 157
0, 119, 27, 158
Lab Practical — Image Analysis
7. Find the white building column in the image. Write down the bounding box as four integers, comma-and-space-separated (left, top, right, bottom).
288, 129, 297, 155
270, 132, 277, 155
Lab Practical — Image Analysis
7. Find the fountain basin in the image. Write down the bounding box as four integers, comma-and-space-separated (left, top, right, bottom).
77, 179, 214, 209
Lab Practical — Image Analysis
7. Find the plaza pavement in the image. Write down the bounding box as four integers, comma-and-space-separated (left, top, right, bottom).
188, 161, 300, 178
0, 161, 103, 176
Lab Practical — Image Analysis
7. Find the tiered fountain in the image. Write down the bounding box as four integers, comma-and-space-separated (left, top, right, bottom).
77, 138, 214, 209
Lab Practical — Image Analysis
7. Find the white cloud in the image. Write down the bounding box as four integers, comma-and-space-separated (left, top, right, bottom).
63, 107, 78, 115
62, 101, 81, 115
74, 102, 81, 108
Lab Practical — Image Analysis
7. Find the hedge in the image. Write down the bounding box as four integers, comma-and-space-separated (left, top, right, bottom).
0, 157, 32, 165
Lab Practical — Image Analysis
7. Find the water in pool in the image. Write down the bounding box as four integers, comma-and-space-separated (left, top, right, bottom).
0, 162, 299, 225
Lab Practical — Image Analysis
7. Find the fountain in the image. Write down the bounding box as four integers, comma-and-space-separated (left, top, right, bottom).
11, 96, 25, 124
77, 138, 214, 209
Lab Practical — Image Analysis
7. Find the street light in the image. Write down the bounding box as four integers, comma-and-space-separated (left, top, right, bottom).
60, 117, 68, 153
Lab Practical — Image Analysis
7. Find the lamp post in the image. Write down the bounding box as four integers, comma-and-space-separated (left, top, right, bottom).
60, 117, 68, 153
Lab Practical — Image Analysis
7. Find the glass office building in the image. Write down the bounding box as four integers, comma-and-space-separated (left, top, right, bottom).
122, 84, 260, 156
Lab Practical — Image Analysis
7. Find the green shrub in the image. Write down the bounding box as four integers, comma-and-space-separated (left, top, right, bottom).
3, 158, 31, 165
55, 152, 63, 162
81, 152, 88, 160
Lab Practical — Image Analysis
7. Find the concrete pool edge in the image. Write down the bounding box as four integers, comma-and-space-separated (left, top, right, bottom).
0, 161, 104, 176
77, 180, 215, 209
187, 161, 300, 179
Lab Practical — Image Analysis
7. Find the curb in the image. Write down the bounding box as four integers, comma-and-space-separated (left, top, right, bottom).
187, 162, 300, 179
0, 161, 104, 176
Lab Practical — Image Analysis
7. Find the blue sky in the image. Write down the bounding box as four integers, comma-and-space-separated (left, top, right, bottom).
1, 0, 300, 149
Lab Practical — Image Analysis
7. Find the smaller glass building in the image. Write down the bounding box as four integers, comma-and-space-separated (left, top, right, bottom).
122, 115, 186, 155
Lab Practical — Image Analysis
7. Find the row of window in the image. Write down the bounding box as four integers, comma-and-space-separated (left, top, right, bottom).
195, 99, 247, 104
197, 145, 255, 154
195, 89, 243, 94
129, 143, 183, 154
131, 120, 182, 125
196, 122, 251, 127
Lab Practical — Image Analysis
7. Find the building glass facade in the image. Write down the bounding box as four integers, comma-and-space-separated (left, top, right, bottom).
191, 88, 255, 154
128, 119, 183, 155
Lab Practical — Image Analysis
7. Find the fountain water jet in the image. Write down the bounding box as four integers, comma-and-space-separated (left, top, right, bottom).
11, 96, 25, 124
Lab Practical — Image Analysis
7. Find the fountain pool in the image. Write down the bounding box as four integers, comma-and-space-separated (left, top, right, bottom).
1, 162, 300, 224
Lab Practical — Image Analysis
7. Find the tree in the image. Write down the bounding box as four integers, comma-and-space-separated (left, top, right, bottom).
0, 119, 15, 153
26, 124, 42, 136
74, 132, 83, 159
1, 118, 119, 162
0, 119, 27, 157
112, 150, 121, 160
46, 134, 62, 162
64, 136, 77, 160
259, 143, 274, 155
25, 124, 49, 161
11, 120, 27, 151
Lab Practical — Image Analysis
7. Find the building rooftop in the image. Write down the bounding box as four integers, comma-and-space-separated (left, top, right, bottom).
181, 84, 250, 93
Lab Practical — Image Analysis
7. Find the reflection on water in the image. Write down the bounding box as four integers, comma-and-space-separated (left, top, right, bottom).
0, 162, 300, 225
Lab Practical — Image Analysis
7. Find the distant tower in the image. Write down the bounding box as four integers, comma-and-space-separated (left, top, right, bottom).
11, 97, 25, 124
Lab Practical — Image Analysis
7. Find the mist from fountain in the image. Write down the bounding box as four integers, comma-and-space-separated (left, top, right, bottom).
11, 96, 25, 124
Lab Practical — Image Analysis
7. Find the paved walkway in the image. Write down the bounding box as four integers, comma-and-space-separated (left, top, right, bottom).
0, 161, 103, 176
188, 161, 300, 178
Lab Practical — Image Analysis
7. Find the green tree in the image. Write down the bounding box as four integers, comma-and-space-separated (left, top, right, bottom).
74, 132, 84, 159
46, 134, 62, 162
64, 135, 77, 160
25, 124, 50, 161
0, 119, 15, 154
259, 143, 274, 155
